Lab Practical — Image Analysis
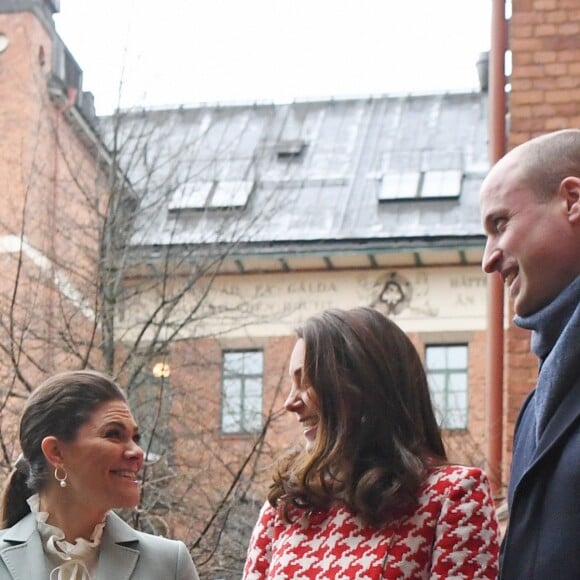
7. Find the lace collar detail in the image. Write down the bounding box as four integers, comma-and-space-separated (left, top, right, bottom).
27, 494, 106, 580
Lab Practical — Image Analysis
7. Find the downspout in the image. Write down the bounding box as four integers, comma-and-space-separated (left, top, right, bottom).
486, 0, 508, 496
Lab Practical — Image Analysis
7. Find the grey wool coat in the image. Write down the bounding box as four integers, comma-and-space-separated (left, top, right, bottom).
0, 511, 199, 579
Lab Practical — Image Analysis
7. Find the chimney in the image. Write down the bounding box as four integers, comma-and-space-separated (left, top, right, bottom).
476, 51, 489, 93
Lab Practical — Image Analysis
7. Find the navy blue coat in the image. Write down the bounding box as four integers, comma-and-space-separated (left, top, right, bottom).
500, 374, 580, 579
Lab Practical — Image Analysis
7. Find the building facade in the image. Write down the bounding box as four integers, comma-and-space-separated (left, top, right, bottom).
0, 0, 111, 404
116, 92, 492, 462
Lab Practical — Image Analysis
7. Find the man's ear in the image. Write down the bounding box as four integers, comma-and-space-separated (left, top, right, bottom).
40, 436, 65, 468
560, 176, 580, 224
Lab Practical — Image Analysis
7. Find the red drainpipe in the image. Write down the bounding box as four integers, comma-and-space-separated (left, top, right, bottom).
486, 0, 508, 496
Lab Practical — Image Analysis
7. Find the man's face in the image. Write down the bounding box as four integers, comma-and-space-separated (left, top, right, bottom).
479, 152, 576, 316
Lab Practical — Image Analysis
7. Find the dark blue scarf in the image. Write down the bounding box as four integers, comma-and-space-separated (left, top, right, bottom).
514, 275, 580, 443
508, 276, 580, 502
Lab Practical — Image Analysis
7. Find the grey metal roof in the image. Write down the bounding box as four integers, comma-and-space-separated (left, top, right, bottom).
102, 92, 488, 260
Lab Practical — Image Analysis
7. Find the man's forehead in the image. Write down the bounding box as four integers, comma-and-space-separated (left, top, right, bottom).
481, 150, 524, 199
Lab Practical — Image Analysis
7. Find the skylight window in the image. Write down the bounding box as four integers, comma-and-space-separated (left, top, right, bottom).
379, 171, 421, 200
168, 181, 214, 211
422, 170, 463, 198
210, 180, 254, 208
378, 170, 463, 201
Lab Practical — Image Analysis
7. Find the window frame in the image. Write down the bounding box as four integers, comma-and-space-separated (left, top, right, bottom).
221, 349, 264, 435
425, 343, 469, 430
378, 169, 463, 201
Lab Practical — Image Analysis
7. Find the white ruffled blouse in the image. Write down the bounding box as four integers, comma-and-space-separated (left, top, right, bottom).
27, 494, 106, 580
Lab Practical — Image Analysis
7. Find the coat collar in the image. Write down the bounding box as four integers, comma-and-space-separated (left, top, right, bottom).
515, 374, 580, 494
0, 513, 50, 580
0, 511, 142, 580
533, 374, 580, 463
96, 511, 140, 580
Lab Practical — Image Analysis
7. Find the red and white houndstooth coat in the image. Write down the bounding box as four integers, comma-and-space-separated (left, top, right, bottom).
243, 465, 499, 579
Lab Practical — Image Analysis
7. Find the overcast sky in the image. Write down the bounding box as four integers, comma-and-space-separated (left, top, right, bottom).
55, 0, 491, 115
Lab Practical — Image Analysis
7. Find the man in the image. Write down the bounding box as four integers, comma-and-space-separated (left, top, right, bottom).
479, 128, 580, 579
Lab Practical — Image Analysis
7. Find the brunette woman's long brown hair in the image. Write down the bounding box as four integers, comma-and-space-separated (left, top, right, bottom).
269, 307, 446, 526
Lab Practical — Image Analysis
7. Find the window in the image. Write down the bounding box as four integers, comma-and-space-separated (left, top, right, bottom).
378, 170, 463, 200
210, 180, 254, 208
168, 181, 214, 211
425, 344, 468, 429
221, 350, 263, 434
168, 178, 255, 211
421, 170, 463, 198
379, 171, 421, 199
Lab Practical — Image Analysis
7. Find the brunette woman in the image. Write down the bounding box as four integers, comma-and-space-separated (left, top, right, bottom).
244, 307, 499, 579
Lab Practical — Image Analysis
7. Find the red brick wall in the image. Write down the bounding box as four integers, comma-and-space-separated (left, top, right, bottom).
0, 10, 109, 387
510, 0, 580, 144
0, 9, 111, 487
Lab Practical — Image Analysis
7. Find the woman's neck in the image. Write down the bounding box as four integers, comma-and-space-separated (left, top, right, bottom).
39, 488, 107, 542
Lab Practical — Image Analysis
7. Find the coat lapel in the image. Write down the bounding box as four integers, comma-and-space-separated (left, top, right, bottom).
530, 375, 580, 469
97, 512, 140, 580
0, 514, 51, 580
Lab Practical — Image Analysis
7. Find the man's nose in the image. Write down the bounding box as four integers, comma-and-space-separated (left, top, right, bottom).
482, 241, 501, 274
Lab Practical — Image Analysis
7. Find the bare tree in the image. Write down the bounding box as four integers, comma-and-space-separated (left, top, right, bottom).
0, 99, 298, 577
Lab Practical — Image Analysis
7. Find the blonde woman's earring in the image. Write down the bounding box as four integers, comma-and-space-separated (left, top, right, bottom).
54, 466, 68, 488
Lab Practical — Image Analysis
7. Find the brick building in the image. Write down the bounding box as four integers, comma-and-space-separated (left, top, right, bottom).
0, 0, 111, 401
115, 91, 492, 459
